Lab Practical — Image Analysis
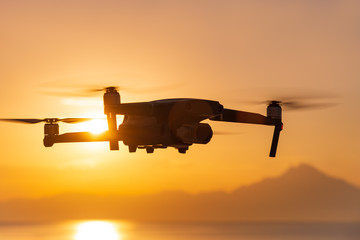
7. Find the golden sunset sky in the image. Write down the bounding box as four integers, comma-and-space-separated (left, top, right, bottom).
0, 0, 359, 200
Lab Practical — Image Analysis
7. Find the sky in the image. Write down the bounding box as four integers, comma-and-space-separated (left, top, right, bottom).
0, 0, 359, 201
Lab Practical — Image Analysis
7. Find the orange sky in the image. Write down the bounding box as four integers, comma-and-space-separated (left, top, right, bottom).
0, 0, 359, 200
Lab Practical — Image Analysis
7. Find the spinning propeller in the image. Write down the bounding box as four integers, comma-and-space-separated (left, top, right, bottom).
247, 93, 338, 111
41, 82, 183, 97
40, 85, 122, 97
0, 118, 95, 124
263, 100, 336, 110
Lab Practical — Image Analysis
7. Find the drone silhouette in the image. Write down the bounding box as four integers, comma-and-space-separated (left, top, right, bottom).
0, 87, 333, 157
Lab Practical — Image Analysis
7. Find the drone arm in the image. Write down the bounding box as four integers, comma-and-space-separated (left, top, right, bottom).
43, 131, 121, 146
105, 102, 154, 116
210, 108, 273, 125
210, 108, 283, 157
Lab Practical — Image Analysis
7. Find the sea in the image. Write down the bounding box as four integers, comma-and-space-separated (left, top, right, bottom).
0, 221, 359, 240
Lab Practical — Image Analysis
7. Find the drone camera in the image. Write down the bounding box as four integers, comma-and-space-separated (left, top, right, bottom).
176, 123, 213, 144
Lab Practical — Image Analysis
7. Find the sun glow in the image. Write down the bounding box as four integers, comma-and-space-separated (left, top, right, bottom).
73, 116, 124, 134
77, 119, 109, 134
74, 221, 121, 240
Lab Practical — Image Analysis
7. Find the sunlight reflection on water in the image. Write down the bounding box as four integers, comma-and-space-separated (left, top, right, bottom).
73, 221, 122, 240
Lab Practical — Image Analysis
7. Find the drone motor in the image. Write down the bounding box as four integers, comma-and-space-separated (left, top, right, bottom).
103, 87, 121, 111
44, 123, 59, 135
267, 101, 282, 120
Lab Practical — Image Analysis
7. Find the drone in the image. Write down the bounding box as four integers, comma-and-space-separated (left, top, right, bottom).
0, 87, 332, 157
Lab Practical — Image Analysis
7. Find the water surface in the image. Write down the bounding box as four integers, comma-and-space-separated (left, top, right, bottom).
1, 221, 359, 240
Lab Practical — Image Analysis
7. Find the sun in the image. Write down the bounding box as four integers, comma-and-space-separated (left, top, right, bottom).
73, 116, 124, 134
74, 221, 121, 240
77, 119, 109, 134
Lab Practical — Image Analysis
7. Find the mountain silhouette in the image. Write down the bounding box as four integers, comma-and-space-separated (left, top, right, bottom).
1, 164, 359, 222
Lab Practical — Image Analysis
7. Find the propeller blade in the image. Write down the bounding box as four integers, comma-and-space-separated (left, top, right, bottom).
40, 86, 121, 97
0, 118, 99, 124
281, 101, 337, 110
59, 118, 97, 124
40, 82, 184, 97
86, 86, 120, 93
242, 91, 338, 111
40, 85, 134, 97
246, 99, 337, 111
0, 118, 45, 124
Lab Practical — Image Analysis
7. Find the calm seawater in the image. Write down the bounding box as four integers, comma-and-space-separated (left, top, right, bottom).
0, 221, 359, 240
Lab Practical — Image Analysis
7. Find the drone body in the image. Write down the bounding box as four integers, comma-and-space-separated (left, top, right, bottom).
43, 88, 283, 157
1, 87, 284, 157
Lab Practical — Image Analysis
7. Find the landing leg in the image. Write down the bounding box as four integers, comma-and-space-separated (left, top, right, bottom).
178, 147, 188, 154
146, 147, 154, 153
128, 145, 137, 153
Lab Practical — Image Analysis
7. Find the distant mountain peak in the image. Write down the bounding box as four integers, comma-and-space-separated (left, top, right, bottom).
282, 163, 328, 179
261, 163, 360, 194
1, 162, 360, 222
233, 163, 359, 197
